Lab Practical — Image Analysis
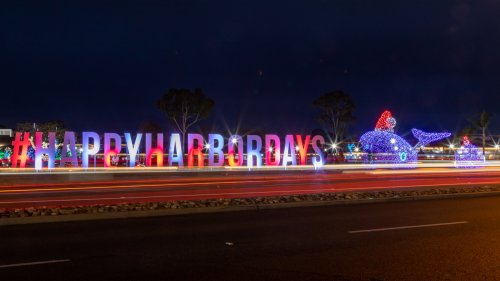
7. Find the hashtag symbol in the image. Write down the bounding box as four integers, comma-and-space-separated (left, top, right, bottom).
11, 132, 31, 168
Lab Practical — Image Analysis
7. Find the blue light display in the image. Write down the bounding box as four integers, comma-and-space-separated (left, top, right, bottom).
454, 137, 485, 168
360, 111, 451, 164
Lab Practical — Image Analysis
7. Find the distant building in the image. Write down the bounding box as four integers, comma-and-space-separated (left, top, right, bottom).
0, 129, 13, 147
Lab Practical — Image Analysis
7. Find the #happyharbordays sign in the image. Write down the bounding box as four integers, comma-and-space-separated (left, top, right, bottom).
10, 132, 326, 170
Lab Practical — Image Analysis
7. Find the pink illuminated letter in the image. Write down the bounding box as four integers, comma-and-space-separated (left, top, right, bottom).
265, 134, 280, 166
146, 133, 164, 167
10, 132, 30, 168
104, 133, 121, 168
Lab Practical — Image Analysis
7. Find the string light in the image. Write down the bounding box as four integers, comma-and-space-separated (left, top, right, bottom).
360, 131, 416, 163
360, 110, 450, 164
375, 110, 396, 132
454, 136, 484, 168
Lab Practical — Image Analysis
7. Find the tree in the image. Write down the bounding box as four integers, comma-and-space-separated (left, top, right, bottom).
138, 121, 163, 135
16, 121, 66, 143
453, 126, 475, 145
312, 90, 355, 142
156, 88, 214, 148
468, 111, 494, 155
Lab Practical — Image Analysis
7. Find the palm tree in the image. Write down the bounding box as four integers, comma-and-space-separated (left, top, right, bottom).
469, 111, 494, 155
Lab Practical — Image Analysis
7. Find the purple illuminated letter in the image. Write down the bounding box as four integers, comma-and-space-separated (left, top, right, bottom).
82, 132, 100, 168
228, 135, 243, 166
60, 131, 78, 167
125, 133, 143, 167
311, 135, 325, 166
282, 134, 296, 166
208, 134, 224, 166
168, 133, 183, 166
246, 135, 262, 167
35, 132, 56, 170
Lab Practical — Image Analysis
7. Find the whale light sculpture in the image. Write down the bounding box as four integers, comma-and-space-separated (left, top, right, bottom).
360, 110, 451, 164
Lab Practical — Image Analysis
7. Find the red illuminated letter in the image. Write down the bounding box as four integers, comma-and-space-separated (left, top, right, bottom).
188, 134, 204, 167
295, 135, 311, 165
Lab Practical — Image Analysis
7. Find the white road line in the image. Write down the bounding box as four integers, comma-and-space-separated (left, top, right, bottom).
0, 259, 70, 269
348, 221, 469, 234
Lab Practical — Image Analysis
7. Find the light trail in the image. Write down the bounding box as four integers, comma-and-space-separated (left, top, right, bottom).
3, 160, 500, 175
2, 165, 500, 209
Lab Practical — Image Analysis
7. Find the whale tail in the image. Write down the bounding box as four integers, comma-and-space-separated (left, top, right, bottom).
411, 128, 451, 147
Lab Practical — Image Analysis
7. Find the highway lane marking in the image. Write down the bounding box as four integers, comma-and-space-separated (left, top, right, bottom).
348, 221, 469, 234
0, 259, 70, 269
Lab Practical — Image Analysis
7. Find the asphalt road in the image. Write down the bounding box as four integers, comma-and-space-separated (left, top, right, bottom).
1, 196, 500, 281
2, 168, 500, 208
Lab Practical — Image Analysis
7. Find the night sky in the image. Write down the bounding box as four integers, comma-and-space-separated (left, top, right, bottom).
2, 0, 500, 136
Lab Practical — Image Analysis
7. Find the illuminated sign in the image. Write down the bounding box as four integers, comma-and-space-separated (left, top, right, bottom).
10, 132, 326, 170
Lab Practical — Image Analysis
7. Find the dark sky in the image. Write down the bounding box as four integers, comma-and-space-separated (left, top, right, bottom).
1, 0, 500, 136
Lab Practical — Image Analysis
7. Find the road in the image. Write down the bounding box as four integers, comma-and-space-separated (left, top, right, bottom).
1, 168, 500, 208
1, 196, 500, 280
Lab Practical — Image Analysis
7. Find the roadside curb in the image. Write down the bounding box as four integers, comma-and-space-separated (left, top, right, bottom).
2, 189, 500, 226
